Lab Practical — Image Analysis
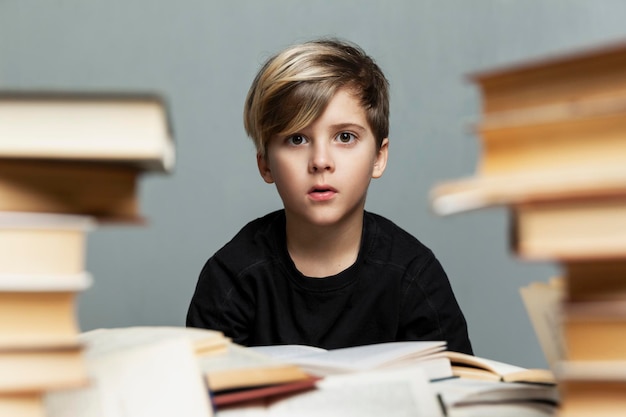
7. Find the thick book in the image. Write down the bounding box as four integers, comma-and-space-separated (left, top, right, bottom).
468, 39, 626, 115
556, 361, 626, 417
0, 393, 45, 417
0, 159, 143, 221
0, 343, 88, 392
430, 169, 626, 216
0, 91, 174, 172
249, 340, 452, 381
0, 272, 91, 348
564, 259, 626, 302
562, 300, 626, 361
444, 351, 556, 385
510, 194, 626, 260
474, 91, 626, 186
0, 212, 94, 275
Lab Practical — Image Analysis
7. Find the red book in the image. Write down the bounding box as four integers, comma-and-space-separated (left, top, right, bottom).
212, 376, 321, 409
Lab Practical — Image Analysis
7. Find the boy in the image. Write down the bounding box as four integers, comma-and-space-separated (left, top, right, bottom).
187, 38, 473, 354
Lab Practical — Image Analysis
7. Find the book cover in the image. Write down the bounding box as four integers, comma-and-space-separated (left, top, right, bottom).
0, 91, 175, 173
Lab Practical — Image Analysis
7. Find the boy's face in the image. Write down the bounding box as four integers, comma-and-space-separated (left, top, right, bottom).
257, 88, 388, 228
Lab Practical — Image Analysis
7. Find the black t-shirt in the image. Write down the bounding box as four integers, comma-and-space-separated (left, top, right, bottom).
186, 210, 473, 354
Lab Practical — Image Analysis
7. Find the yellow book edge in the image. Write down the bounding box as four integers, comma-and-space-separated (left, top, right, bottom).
430, 167, 626, 216
446, 351, 556, 385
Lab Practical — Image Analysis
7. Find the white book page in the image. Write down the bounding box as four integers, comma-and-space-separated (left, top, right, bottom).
468, 356, 527, 375
251, 342, 450, 379
447, 351, 527, 376
216, 367, 443, 417
79, 326, 224, 355
432, 378, 559, 406
198, 344, 299, 373
289, 341, 445, 371
445, 402, 555, 417
249, 345, 327, 360
45, 337, 213, 417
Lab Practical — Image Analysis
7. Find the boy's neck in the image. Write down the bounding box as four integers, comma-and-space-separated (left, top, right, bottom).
285, 211, 364, 278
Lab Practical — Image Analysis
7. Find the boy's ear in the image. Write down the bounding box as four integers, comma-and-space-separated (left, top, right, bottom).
257, 152, 275, 184
372, 138, 389, 179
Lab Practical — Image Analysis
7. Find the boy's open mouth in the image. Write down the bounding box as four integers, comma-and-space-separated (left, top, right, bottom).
308, 185, 337, 200
309, 185, 336, 194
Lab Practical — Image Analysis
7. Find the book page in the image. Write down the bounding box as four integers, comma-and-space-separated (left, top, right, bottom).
445, 402, 556, 417
79, 326, 226, 355
251, 341, 450, 380
198, 344, 303, 373
452, 353, 528, 375
45, 385, 105, 417
433, 377, 559, 406
216, 367, 443, 417
519, 279, 566, 370
280, 341, 445, 372
249, 345, 327, 360
45, 337, 213, 417
447, 351, 555, 384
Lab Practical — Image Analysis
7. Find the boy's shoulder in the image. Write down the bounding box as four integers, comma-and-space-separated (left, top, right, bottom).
363, 211, 435, 262
234, 209, 284, 239
212, 210, 285, 265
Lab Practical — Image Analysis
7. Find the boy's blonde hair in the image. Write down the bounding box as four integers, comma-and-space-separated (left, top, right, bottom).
244, 38, 389, 157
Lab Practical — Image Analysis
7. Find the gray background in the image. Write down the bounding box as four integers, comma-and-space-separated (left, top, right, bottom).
2, 0, 625, 369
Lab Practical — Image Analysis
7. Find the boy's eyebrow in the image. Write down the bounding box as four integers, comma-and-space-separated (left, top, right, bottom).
285, 122, 368, 137
328, 122, 367, 133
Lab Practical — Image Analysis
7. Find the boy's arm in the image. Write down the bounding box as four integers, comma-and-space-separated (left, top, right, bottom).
399, 255, 473, 355
186, 257, 253, 345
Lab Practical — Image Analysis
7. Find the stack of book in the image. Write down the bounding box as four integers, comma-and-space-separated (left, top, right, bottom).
0, 92, 174, 417
0, 212, 94, 417
430, 39, 626, 416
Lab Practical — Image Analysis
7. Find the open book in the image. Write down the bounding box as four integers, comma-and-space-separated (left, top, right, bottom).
216, 367, 444, 417
433, 377, 559, 417
445, 351, 556, 384
249, 340, 452, 381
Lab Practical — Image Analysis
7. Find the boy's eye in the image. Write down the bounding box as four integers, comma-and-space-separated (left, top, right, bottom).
287, 135, 307, 145
336, 132, 356, 143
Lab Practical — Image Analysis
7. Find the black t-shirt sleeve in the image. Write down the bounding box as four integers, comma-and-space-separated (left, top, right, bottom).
186, 255, 253, 345
398, 254, 473, 355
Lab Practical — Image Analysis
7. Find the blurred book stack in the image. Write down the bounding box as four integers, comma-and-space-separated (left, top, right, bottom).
430, 40, 626, 416
0, 92, 174, 417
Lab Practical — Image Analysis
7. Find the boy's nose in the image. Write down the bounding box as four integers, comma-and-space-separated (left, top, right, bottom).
308, 143, 334, 173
